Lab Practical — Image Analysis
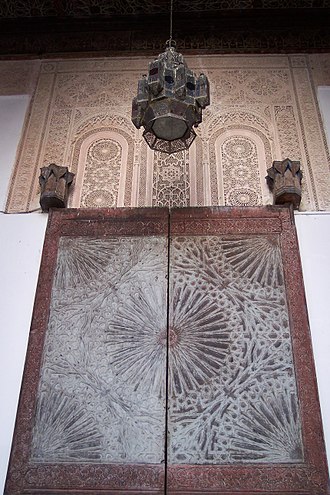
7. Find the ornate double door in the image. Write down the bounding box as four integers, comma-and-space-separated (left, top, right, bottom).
6, 207, 328, 494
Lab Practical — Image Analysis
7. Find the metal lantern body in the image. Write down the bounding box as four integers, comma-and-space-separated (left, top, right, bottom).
132, 43, 210, 154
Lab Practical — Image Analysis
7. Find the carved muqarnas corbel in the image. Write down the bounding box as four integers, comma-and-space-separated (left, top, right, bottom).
39, 163, 75, 212
266, 158, 302, 209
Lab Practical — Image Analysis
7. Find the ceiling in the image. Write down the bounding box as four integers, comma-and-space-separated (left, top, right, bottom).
1, 1, 330, 17
0, 0, 330, 57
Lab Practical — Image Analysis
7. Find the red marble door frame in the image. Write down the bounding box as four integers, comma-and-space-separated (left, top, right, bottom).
5, 206, 329, 494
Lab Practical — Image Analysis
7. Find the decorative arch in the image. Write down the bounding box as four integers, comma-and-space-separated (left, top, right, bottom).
207, 112, 275, 205
206, 110, 274, 139
73, 112, 135, 140
213, 128, 273, 206
69, 128, 132, 208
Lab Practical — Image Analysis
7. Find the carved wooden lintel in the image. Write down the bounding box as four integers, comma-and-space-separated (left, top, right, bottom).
39, 163, 75, 212
266, 158, 302, 209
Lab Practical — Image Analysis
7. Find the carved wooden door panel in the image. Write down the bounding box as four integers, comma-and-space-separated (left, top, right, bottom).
166, 207, 328, 494
6, 207, 328, 495
5, 208, 169, 495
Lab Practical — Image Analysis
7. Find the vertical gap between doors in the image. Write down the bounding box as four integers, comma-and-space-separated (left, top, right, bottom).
164, 208, 171, 495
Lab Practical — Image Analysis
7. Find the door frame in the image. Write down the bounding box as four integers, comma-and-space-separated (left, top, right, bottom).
5, 206, 328, 494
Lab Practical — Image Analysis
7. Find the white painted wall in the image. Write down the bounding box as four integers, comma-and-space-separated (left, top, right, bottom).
0, 95, 30, 210
295, 213, 330, 464
0, 93, 47, 494
0, 212, 47, 495
318, 87, 330, 148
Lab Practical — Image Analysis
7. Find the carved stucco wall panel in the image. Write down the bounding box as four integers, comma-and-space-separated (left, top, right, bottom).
273, 105, 313, 209
6, 70, 57, 211
70, 131, 126, 208
68, 112, 136, 208
215, 130, 271, 207
206, 108, 276, 206
138, 141, 148, 207
3, 54, 330, 212
152, 151, 190, 208
290, 58, 330, 210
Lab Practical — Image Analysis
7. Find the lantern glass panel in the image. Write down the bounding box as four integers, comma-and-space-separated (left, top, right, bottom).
152, 115, 188, 141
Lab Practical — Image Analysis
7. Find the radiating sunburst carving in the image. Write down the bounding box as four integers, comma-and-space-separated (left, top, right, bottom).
31, 388, 103, 462
231, 389, 304, 463
55, 237, 117, 289
221, 235, 283, 287
106, 284, 230, 397
169, 285, 230, 395
167, 235, 301, 465
105, 285, 167, 396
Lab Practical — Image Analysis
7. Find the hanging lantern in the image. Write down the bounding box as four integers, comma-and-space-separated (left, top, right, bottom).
132, 40, 210, 154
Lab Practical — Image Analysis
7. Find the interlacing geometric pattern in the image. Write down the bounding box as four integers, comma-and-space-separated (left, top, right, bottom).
80, 138, 122, 207
153, 151, 190, 207
31, 236, 168, 464
221, 136, 262, 206
168, 235, 303, 464
31, 232, 303, 465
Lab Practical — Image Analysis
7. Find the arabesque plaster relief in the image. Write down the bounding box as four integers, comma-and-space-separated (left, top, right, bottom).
2, 54, 330, 212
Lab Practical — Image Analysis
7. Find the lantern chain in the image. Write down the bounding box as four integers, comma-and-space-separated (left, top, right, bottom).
169, 0, 173, 47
